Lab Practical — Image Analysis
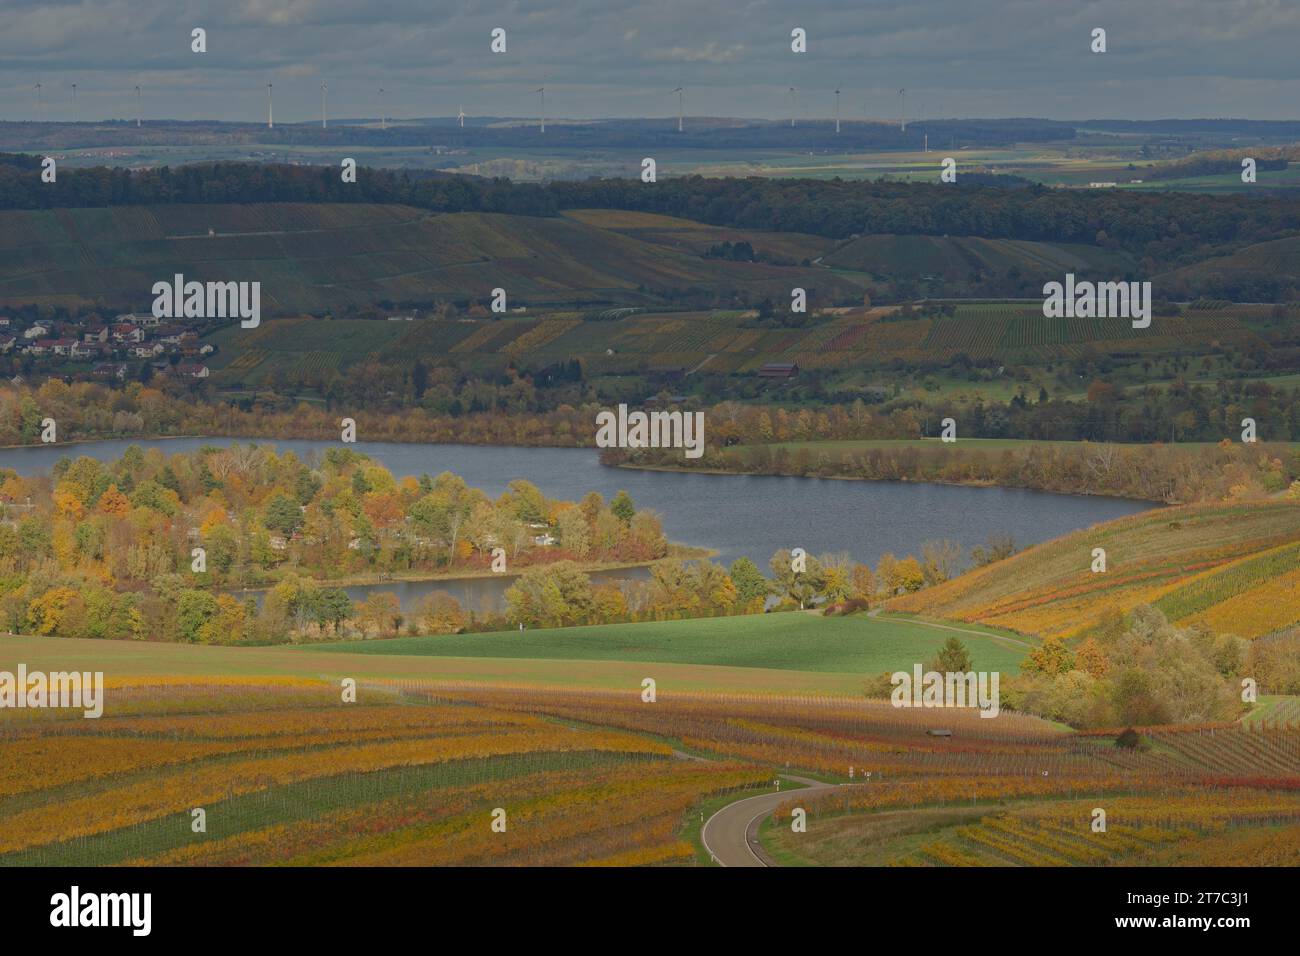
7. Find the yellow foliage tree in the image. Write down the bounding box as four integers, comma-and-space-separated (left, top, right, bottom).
28, 586, 79, 635
52, 488, 84, 519
97, 485, 130, 516
1074, 637, 1109, 678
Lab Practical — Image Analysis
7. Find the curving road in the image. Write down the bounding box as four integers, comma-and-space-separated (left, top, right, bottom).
702, 775, 836, 866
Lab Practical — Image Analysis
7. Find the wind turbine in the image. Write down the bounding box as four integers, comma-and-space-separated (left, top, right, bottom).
266, 82, 274, 129
834, 86, 841, 134
898, 88, 906, 132
321, 81, 328, 129
71, 82, 77, 121
788, 86, 797, 128
535, 84, 545, 133
378, 87, 386, 130
35, 80, 43, 122
671, 86, 683, 132
457, 105, 465, 127
134, 84, 141, 127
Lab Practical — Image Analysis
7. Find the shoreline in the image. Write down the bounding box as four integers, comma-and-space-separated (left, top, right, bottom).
213, 543, 717, 594
0, 434, 213, 451
613, 461, 1172, 506
0, 431, 1207, 505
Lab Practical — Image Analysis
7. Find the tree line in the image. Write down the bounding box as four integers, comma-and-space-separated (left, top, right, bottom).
0, 444, 666, 643
7, 379, 1300, 504
865, 605, 1254, 730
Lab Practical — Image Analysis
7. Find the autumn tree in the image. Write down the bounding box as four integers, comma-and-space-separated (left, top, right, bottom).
1023, 635, 1075, 676
850, 563, 875, 603
505, 561, 595, 629
1074, 637, 1109, 678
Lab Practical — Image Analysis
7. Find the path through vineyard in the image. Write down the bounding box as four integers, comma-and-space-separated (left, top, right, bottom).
703, 776, 844, 866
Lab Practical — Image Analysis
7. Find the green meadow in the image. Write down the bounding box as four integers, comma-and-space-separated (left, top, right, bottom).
317, 610, 1031, 675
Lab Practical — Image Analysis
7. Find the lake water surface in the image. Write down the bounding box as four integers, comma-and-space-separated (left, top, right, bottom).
1, 437, 1156, 609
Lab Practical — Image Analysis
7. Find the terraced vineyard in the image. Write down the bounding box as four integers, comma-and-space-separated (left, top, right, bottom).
820, 234, 1134, 280
764, 720, 1300, 866
0, 678, 768, 867
896, 789, 1300, 866
2, 637, 1297, 868
206, 317, 409, 386
0, 203, 863, 315
890, 501, 1300, 640
922, 303, 1268, 360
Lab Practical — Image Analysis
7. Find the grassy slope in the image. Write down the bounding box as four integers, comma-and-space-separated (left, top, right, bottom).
0, 612, 1030, 695
889, 500, 1300, 639
0, 632, 859, 694
314, 610, 1030, 675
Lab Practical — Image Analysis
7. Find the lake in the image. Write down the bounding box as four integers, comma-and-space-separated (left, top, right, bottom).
1, 437, 1156, 609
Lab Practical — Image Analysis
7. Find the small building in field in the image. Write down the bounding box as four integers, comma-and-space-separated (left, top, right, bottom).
758, 362, 799, 379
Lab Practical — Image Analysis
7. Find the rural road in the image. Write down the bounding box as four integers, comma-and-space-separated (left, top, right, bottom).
702, 775, 836, 866
868, 609, 1032, 650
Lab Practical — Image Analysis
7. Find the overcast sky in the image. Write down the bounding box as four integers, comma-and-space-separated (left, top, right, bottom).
2, 0, 1298, 124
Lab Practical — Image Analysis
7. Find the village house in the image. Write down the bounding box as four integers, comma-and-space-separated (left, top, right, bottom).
0, 335, 14, 354
111, 323, 144, 343
93, 362, 128, 380
117, 311, 161, 328
83, 325, 109, 344
526, 522, 557, 546
176, 363, 210, 379
133, 343, 165, 359
23, 324, 50, 340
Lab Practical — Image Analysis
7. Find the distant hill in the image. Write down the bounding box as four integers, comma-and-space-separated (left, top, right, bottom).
0, 202, 866, 314
1157, 236, 1300, 301
198, 298, 1278, 390
889, 501, 1300, 641
0, 117, 1074, 153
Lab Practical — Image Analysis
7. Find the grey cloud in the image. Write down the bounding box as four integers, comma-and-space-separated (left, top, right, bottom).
0, 0, 1296, 122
